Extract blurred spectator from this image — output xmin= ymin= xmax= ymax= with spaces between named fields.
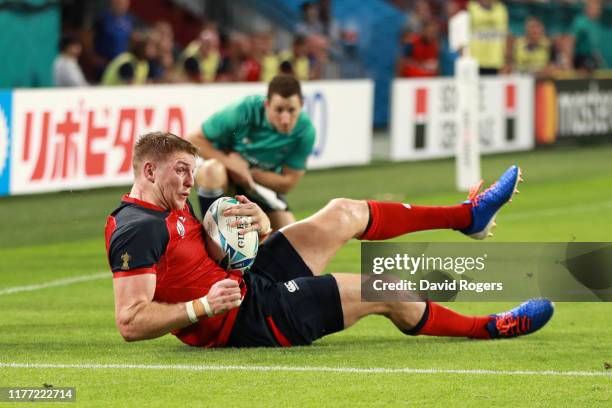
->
xmin=295 ymin=0 xmax=341 ymax=79
xmin=117 ymin=61 xmax=136 ymax=84
xmin=144 ymin=29 xmax=164 ymax=83
xmin=217 ymin=32 xmax=260 ymax=82
xmin=338 ymin=19 xmax=363 ymax=78
xmin=279 ymin=60 xmax=294 ymax=76
xmin=183 ymin=56 xmax=203 ymax=83
xmin=405 ymin=0 xmax=433 ymax=34
xmin=548 ymin=34 xmax=575 ymax=76
xmin=318 ymin=0 xmax=343 ymax=50
xmin=571 ymin=0 xmax=605 ymax=71
xmin=149 ymin=21 xmax=177 ymax=83
xmin=397 ymin=21 xmax=440 ymax=77
xmin=180 ymin=24 xmax=221 ymax=83
xmin=512 ymin=16 xmax=551 ymax=75
xmin=53 ymin=35 xmax=88 ymax=87
xmin=93 ymin=0 xmax=134 ymax=77
xmin=279 ymin=35 xmax=310 ymax=81
xmin=101 ymin=34 xmax=149 ymax=85
xmin=438 ymin=0 xmax=463 ymax=76
xmin=308 ymin=34 xmax=337 ymax=79
xmin=253 ymin=31 xmax=280 ymax=83
xmin=468 ymin=0 xmax=509 ymax=75
xmin=296 ymin=1 xmax=325 ymax=37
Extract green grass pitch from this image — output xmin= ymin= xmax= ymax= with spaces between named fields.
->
xmin=1 ymin=145 xmax=611 ymax=407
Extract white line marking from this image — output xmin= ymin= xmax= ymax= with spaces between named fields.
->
xmin=0 ymin=362 xmax=610 ymax=377
xmin=0 ymin=273 xmax=107 ymax=296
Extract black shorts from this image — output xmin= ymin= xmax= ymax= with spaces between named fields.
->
xmin=226 ymin=232 xmax=344 ymax=347
xmin=234 ymin=185 xmax=290 ymax=213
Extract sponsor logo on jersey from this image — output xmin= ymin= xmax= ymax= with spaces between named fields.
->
xmin=176 ymin=219 xmax=185 ymax=237
xmin=284 ymin=280 xmax=299 ymax=293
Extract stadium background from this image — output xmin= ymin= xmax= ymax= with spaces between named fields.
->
xmin=0 ymin=0 xmax=611 ymax=406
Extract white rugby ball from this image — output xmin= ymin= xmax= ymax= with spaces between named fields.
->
xmin=202 ymin=197 xmax=259 ymax=273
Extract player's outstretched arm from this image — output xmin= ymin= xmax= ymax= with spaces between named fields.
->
xmin=113 ymin=274 xmax=241 ymax=342
xmin=113 ymin=274 xmax=191 ymax=341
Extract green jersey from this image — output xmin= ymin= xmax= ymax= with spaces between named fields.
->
xmin=571 ymin=15 xmax=602 ymax=57
xmin=202 ymin=95 xmax=315 ymax=173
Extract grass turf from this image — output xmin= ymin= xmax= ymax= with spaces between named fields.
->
xmin=0 ymin=145 xmax=611 ymax=407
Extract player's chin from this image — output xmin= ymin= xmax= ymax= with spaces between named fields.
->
xmin=173 ymin=196 xmax=188 ymax=210
xmin=276 ymin=125 xmax=292 ymax=134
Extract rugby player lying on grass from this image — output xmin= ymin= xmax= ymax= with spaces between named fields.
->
xmin=105 ymin=131 xmax=553 ymax=347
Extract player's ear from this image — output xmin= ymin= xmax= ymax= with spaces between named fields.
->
xmin=143 ymin=162 xmax=156 ymax=183
xmin=264 ymin=98 xmax=270 ymax=109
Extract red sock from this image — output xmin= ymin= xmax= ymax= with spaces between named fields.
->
xmin=359 ymin=201 xmax=472 ymax=240
xmin=409 ymin=301 xmax=492 ymax=339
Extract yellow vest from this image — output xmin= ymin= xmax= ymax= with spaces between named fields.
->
xmin=101 ymin=52 xmax=148 ymax=86
xmin=180 ymin=40 xmax=220 ymax=82
xmin=469 ymin=1 xmax=508 ymax=69
xmin=260 ymin=54 xmax=280 ymax=83
xmin=513 ymin=37 xmax=550 ymax=73
xmin=279 ymin=50 xmax=309 ymax=81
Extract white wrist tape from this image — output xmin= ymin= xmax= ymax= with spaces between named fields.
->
xmin=185 ymin=301 xmax=198 ymax=323
xmin=199 ymin=295 xmax=214 ymax=317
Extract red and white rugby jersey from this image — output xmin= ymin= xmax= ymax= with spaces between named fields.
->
xmin=105 ymin=195 xmax=245 ymax=347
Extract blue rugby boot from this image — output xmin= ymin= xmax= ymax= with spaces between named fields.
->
xmin=461 ymin=165 xmax=522 ymax=240
xmin=486 ymin=298 xmax=554 ymax=339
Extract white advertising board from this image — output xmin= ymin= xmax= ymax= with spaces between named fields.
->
xmin=2 ymin=80 xmax=373 ymax=196
xmin=390 ymin=75 xmax=534 ymax=161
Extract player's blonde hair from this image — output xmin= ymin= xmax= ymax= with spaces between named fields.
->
xmin=132 ymin=131 xmax=197 ymax=175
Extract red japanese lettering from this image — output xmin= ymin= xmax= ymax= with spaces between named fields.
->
xmin=165 ymin=107 xmax=184 ymax=137
xmin=23 ymin=112 xmax=32 ymax=161
xmin=51 ymin=111 xmax=80 ymax=179
xmin=143 ymin=108 xmax=154 ymax=127
xmin=114 ymin=108 xmax=137 ymax=174
xmin=31 ymin=111 xmax=51 ymax=181
xmin=85 ymin=110 xmax=107 ymax=176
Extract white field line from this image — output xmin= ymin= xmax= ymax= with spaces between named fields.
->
xmin=0 ymin=273 xmax=107 ymax=296
xmin=0 ymin=362 xmax=610 ymax=378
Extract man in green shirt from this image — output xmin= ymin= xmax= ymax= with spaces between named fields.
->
xmin=571 ymin=0 xmax=605 ymax=71
xmin=187 ymin=75 xmax=315 ymax=230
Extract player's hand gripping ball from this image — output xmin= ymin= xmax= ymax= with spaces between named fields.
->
xmin=203 ymin=197 xmax=259 ymax=274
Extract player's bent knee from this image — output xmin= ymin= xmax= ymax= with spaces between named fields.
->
xmin=325 ymin=198 xmax=368 ymax=235
xmin=327 ymin=198 xmax=359 ymax=217
xmin=196 ymin=159 xmax=227 ymax=189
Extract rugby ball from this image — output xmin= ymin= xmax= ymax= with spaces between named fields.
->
xmin=202 ymin=197 xmax=259 ymax=273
